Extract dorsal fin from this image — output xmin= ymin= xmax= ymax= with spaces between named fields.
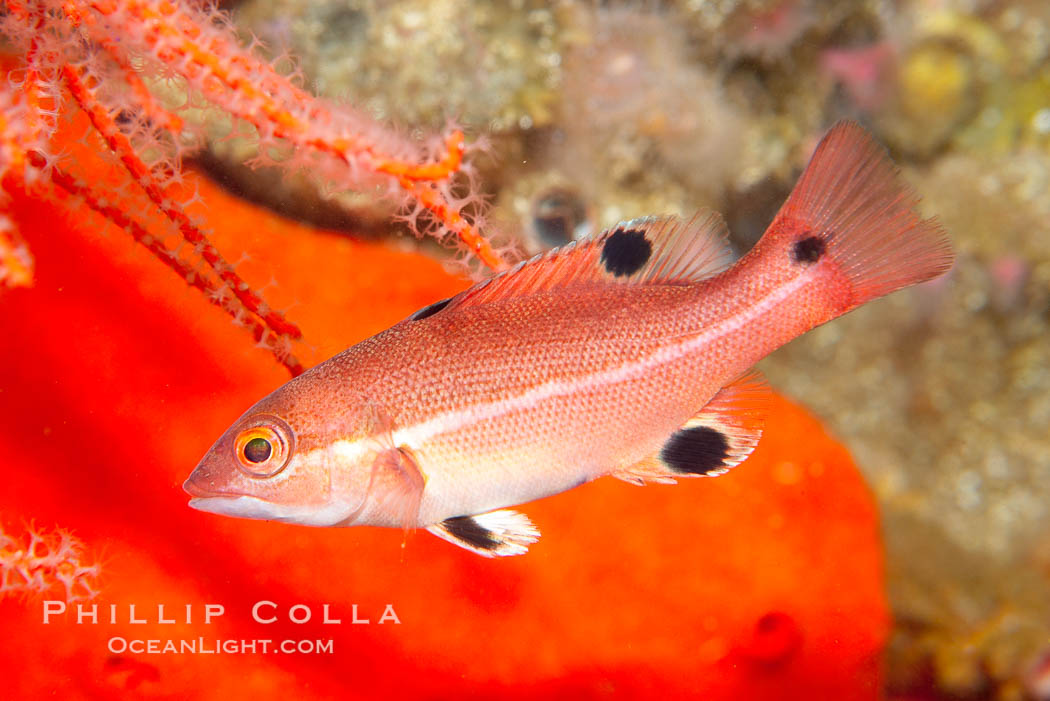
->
xmin=442 ymin=212 xmax=734 ymax=313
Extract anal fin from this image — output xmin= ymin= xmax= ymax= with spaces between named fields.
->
xmin=612 ymin=370 xmax=770 ymax=485
xmin=426 ymin=509 xmax=540 ymax=557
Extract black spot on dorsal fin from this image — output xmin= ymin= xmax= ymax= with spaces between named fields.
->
xmin=434 ymin=214 xmax=733 ymax=315
xmin=660 ymin=425 xmax=730 ymax=475
xmin=791 ymin=234 xmax=827 ymax=264
xmin=408 ymin=296 xmax=452 ymax=321
xmin=441 ymin=515 xmax=500 ymax=551
xmin=600 ymin=227 xmax=653 ymax=277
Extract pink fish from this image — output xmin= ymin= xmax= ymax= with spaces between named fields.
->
xmin=184 ymin=122 xmax=953 ymax=557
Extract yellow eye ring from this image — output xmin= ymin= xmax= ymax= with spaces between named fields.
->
xmin=233 ymin=414 xmax=294 ymax=478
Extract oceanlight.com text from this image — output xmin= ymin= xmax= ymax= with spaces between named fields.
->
xmin=107 ymin=637 xmax=335 ymax=655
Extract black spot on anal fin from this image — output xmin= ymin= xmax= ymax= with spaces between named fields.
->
xmin=408 ymin=296 xmax=452 ymax=321
xmin=441 ymin=515 xmax=500 ymax=551
xmin=660 ymin=425 xmax=730 ymax=475
xmin=601 ymin=228 xmax=652 ymax=277
xmin=791 ymin=235 xmax=826 ymax=264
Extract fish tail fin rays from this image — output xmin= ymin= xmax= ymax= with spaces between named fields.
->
xmin=427 ymin=510 xmax=540 ymax=557
xmin=768 ymin=120 xmax=954 ymax=310
xmin=612 ymin=370 xmax=770 ymax=485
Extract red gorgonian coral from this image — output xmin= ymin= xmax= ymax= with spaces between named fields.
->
xmin=0 ymin=0 xmax=506 ymax=376
xmin=0 ymin=523 xmax=99 ymax=602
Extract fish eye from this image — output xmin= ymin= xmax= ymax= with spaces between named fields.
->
xmin=233 ymin=415 xmax=295 ymax=478
xmin=243 ymin=437 xmax=272 ymax=463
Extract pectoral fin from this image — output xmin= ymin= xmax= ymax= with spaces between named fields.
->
xmin=426 ymin=509 xmax=540 ymax=557
xmin=613 ymin=370 xmax=770 ymax=485
xmin=369 ymin=446 xmax=427 ymax=531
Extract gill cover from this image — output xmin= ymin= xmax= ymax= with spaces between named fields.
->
xmin=338 ymin=401 xmax=427 ymax=531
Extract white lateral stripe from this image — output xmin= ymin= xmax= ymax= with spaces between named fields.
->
xmin=330 ymin=273 xmax=812 ymax=460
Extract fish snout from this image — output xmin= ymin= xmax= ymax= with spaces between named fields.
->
xmin=183 ymin=464 xmax=223 ymax=498
xmin=182 ymin=475 xmax=211 ymax=498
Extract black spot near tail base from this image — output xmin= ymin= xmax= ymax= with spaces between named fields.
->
xmin=601 ymin=228 xmax=652 ymax=277
xmin=442 ymin=515 xmax=500 ymax=551
xmin=660 ymin=425 xmax=730 ymax=475
xmin=791 ymin=235 xmax=826 ymax=264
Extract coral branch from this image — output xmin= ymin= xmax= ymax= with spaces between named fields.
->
xmin=61 ymin=64 xmax=302 ymax=342
xmin=80 ymin=0 xmax=507 ymax=268
xmin=22 ymin=150 xmax=305 ymax=376
xmin=403 ymin=178 xmax=506 ymax=271
xmin=0 ymin=523 xmax=99 ymax=602
xmin=0 ymin=93 xmax=36 ymax=288
xmin=60 ymin=1 xmax=185 ymax=134
xmin=89 ymin=0 xmax=467 ymax=181
xmin=0 ymin=0 xmax=510 ymax=378
xmin=0 ymin=209 xmax=33 ymax=288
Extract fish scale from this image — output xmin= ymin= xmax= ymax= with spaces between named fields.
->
xmin=400 ymin=278 xmax=815 ymax=521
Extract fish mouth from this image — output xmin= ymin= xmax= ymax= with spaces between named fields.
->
xmin=187 ymin=495 xmax=286 ymax=521
xmin=187 ymin=494 xmax=357 ymax=527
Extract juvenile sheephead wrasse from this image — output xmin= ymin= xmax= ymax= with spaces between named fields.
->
xmin=184 ymin=122 xmax=954 ymax=557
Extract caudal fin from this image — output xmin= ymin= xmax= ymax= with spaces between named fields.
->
xmin=772 ymin=121 xmax=953 ymax=308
